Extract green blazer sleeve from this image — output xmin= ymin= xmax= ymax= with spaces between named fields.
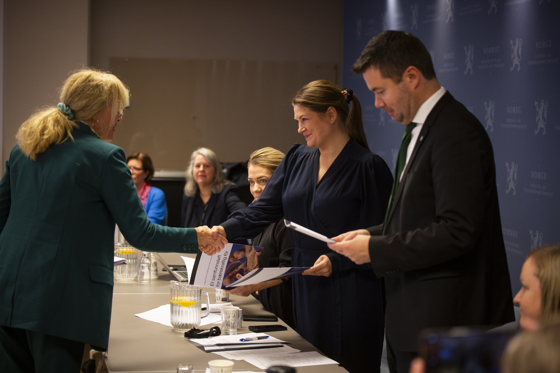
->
xmin=0 ymin=122 xmax=198 ymax=350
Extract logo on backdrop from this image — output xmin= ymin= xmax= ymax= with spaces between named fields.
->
xmin=534 ymin=99 xmax=548 ymax=135
xmin=530 ymin=229 xmax=543 ymax=249
xmin=505 ymin=162 xmax=518 ymax=195
xmin=464 ymin=45 xmax=474 ymax=75
xmin=503 ymin=228 xmax=521 ymax=255
xmin=525 ymin=169 xmax=551 ymax=197
xmin=488 ymin=0 xmax=498 ymax=14
xmin=484 ymin=100 xmax=495 ymax=132
xmin=446 ymin=0 xmax=455 ymax=23
xmin=510 ymin=38 xmax=522 ymax=72
xmin=411 ymin=4 xmax=419 ymax=30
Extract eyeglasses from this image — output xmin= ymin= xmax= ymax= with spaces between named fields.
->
xmin=129 ymin=166 xmax=144 ymax=172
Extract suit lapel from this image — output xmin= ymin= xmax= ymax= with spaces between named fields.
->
xmin=385 ymin=92 xmax=453 ymax=226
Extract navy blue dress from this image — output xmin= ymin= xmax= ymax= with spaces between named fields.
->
xmin=222 ymin=140 xmax=392 ymax=372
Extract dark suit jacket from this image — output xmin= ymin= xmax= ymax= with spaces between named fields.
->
xmin=368 ymin=91 xmax=514 ymax=351
xmin=181 ymin=184 xmax=246 ymax=228
xmin=0 ymin=122 xmax=198 ymax=349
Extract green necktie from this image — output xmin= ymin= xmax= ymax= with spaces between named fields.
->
xmin=382 ymin=123 xmax=417 ymax=234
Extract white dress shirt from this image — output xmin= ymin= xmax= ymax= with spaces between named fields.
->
xmin=402 ymin=86 xmax=447 ymax=179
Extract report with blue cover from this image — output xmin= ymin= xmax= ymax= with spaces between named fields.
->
xmin=189 ymin=243 xmax=308 ymax=289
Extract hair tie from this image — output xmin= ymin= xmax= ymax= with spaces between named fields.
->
xmin=57 ymin=102 xmax=74 ymax=120
xmin=342 ymin=89 xmax=354 ymax=104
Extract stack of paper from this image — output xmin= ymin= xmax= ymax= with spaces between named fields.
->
xmin=190 ymin=333 xmax=339 ymax=370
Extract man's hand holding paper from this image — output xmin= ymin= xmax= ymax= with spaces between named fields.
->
xmin=328 ymin=229 xmax=372 ymax=265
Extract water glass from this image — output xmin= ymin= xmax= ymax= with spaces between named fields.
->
xmin=114 ymin=243 xmax=139 ymax=282
xmin=170 ymin=281 xmax=210 ymax=332
xmin=177 ymin=363 xmax=193 ymax=372
xmin=221 ymin=306 xmax=241 ymax=335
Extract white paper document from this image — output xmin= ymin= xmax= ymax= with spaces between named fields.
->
xmin=244 ymin=351 xmax=339 ymax=370
xmin=204 ymin=302 xmax=233 ymax=312
xmin=135 ymin=304 xmax=222 ymax=327
xmin=180 ymin=256 xmax=196 ymax=279
xmin=213 ymin=344 xmax=301 ymax=361
xmin=205 ymin=369 xmax=260 ymax=373
xmin=114 ymin=256 xmax=126 ymax=265
xmin=284 ymin=219 xmax=335 ymax=243
xmin=191 ymin=332 xmax=283 ymax=347
xmin=191 ymin=332 xmax=337 ymax=369
xmin=227 ymin=267 xmax=308 ymax=288
xmin=189 ymin=243 xmax=235 ymax=288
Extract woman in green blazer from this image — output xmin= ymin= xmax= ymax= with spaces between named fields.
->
xmin=0 ymin=69 xmax=226 ymax=372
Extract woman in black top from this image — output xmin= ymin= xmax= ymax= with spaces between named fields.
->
xmin=181 ymin=147 xmax=246 ymax=230
xmin=226 ymin=147 xmax=295 ymax=328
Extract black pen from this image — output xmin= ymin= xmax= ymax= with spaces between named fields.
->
xmin=214 ymin=342 xmax=288 ymax=346
xmin=204 ymin=344 xmax=284 ymax=352
xmin=240 ymin=336 xmax=269 ymax=342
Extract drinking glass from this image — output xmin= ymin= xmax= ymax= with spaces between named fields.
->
xmin=220 ymin=306 xmax=241 ymax=335
xmin=170 ymin=281 xmax=210 ymax=332
xmin=114 ymin=242 xmax=139 ymax=282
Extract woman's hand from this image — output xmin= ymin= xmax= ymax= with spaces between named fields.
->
xmin=303 ymin=255 xmax=332 ymax=277
xmin=245 ymin=246 xmax=262 ymax=272
xmin=226 ymin=283 xmax=261 ymax=297
xmin=226 ymin=279 xmax=283 ymax=297
xmin=195 ymin=225 xmax=227 ymax=255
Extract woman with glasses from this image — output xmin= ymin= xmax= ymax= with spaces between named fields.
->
xmin=127 ymin=152 xmax=167 ymax=225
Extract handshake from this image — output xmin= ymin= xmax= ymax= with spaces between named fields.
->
xmin=194 ymin=226 xmax=228 ymax=256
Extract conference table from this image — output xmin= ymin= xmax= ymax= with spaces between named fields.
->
xmin=105 ymin=269 xmax=348 ymax=372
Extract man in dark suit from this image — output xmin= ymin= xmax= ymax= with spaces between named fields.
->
xmin=328 ymin=31 xmax=514 ymax=373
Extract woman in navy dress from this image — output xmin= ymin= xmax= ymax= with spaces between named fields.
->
xmin=219 ymin=80 xmax=393 ymax=372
